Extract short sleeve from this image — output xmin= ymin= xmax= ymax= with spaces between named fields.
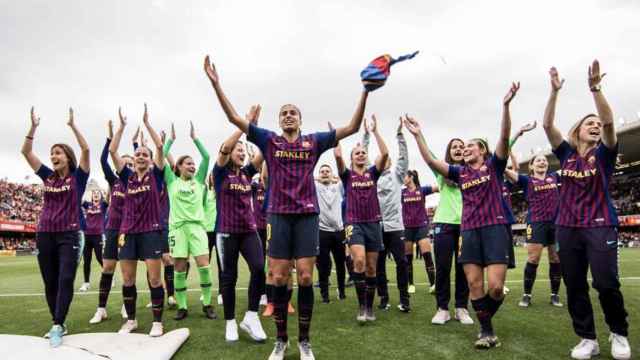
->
xmin=421 ymin=186 xmax=433 ymax=196
xmin=517 ymin=174 xmax=529 ymax=190
xmin=339 ymin=169 xmax=350 ymax=185
xmin=314 ymin=130 xmax=337 ymax=154
xmin=447 ymin=164 xmax=461 ymax=184
xmin=552 ymin=140 xmax=573 ymax=165
xmin=596 ymin=142 xmax=619 ymax=176
xmin=212 ymin=164 xmax=227 ymax=194
xmin=36 ymin=165 xmax=54 ymax=181
xmin=369 ymin=165 xmax=382 ymax=181
xmin=74 ymin=167 xmax=90 ymax=200
xmin=118 ymin=166 xmax=133 ymax=188
xmin=490 ymin=153 xmax=508 ymax=175
xmin=152 ymin=166 xmax=164 ymax=192
xmin=247 ymin=123 xmax=274 ymax=155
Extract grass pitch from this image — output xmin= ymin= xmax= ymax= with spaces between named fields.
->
xmin=0 ymin=248 xmax=638 ymax=359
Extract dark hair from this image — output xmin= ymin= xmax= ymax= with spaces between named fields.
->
xmin=444 ymin=138 xmax=464 ymax=165
xmin=319 ymin=164 xmax=332 ymax=171
xmin=51 ymin=143 xmax=77 ymax=171
xmin=174 ymin=155 xmax=193 ymax=177
xmin=407 ymin=169 xmax=421 ymax=188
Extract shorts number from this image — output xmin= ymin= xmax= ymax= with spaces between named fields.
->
xmin=345 ymin=225 xmax=353 ymax=241
xmin=266 ymin=224 xmax=272 ymax=242
xmin=169 ymin=235 xmax=176 ymax=248
xmin=118 ymin=234 xmax=126 ymax=248
xmin=526 ymin=225 xmax=532 ymax=240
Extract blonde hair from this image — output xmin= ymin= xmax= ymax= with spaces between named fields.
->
xmin=567 ymin=113 xmax=598 ymax=149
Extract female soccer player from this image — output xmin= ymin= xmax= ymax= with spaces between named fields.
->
xmin=89 ymin=120 xmax=133 ymax=324
xmin=504 ymin=153 xmax=562 ymax=308
xmin=161 ymin=122 xmax=217 ymax=321
xmin=21 ymin=107 xmax=90 ymax=347
xmin=405 ymin=81 xmax=520 ymax=349
xmin=362 ymin=118 xmax=411 ymax=311
xmin=110 ymin=105 xmax=166 ymax=337
xmin=335 ymin=115 xmax=389 ymax=324
xmin=316 ymin=163 xmax=347 ymax=303
xmin=213 ymin=106 xmax=267 ymax=343
xmin=79 ymin=189 xmax=108 ymax=292
xmin=402 ymin=170 xmax=438 ymax=295
xmin=542 ymin=63 xmax=630 ymax=360
xmin=204 ymin=54 xmax=369 ymax=360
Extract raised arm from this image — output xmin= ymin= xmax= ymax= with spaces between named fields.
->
xmin=67 ymin=108 xmax=90 ymax=172
xmin=403 ymin=115 xmax=450 ymax=177
xmin=109 ymin=107 xmax=127 ymax=173
xmin=361 ymin=120 xmax=370 ymax=152
xmin=588 ymin=60 xmax=616 ymax=148
xmin=370 ymin=115 xmax=389 ymax=172
xmin=335 ymin=91 xmax=369 ymax=141
xmin=395 ymin=117 xmax=409 ymax=181
xmin=141 ymin=103 xmax=164 ymax=169
xmin=191 ymin=121 xmax=211 ymax=183
xmin=203 ymin=55 xmax=250 ymax=133
xmin=334 ymin=142 xmax=346 ymax=175
xmin=496 ymin=82 xmax=519 ymax=160
xmin=217 ymin=105 xmax=261 ymax=167
xmin=101 ymin=120 xmax=118 ymax=185
xmin=160 ymin=130 xmax=176 ymax=170
xmin=21 ymin=107 xmax=43 ymax=171
xmin=510 ymin=121 xmax=536 ymax=149
xmin=542 ymin=67 xmax=565 ymax=149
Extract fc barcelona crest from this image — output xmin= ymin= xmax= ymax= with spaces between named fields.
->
xmin=302 ymin=141 xmax=311 ymax=149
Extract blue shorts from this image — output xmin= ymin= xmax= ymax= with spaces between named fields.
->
xmin=118 ymin=231 xmax=164 ymax=260
xmin=346 ymin=222 xmax=384 ymax=252
xmin=160 ymin=229 xmax=169 ymax=254
xmin=458 ymin=224 xmax=511 ymax=266
xmin=103 ymin=229 xmax=119 ymax=260
xmin=404 ymin=226 xmax=429 ymax=242
xmin=527 ymin=222 xmax=556 ymax=246
xmin=267 ymin=214 xmax=319 ymax=259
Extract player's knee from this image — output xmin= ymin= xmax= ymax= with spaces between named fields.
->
xmin=488 ymin=285 xmax=504 ymax=299
xmin=272 ymin=272 xmax=288 ymax=286
xmin=528 ymin=255 xmax=540 ymax=264
xmin=297 ymin=272 xmax=313 ymax=286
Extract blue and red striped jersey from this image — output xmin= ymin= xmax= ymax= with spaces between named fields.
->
xmin=213 ymin=163 xmax=258 ymax=234
xmin=252 ymin=181 xmax=267 ymax=230
xmin=517 ymin=173 xmax=560 ymax=224
xmin=118 ymin=166 xmax=164 ymax=234
xmin=105 ymin=181 xmax=125 ymax=231
xmin=84 ymin=200 xmax=108 ymax=235
xmin=448 ymin=154 xmax=514 ymax=231
xmin=248 ymin=124 xmax=336 ymax=214
xmin=36 ymin=165 xmax=89 ymax=233
xmin=553 ymin=141 xmax=618 ymax=227
xmin=402 ymin=186 xmax=433 ymax=228
xmin=340 ymin=166 xmax=382 ymax=224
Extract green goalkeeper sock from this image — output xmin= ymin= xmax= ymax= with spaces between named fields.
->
xmin=175 ymin=271 xmax=188 ymax=310
xmin=198 ymin=266 xmax=212 ymax=306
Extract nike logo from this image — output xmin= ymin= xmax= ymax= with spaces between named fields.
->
xmin=73 ymin=246 xmax=79 ymax=250
xmin=606 ymin=240 xmax=617 ymax=246
xmin=567 ymin=159 xmax=576 ymax=163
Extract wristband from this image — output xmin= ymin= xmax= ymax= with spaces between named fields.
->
xmin=25 ymin=136 xmax=34 ymax=140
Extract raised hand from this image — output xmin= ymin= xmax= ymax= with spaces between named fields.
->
xmin=118 ymin=107 xmax=127 ymax=127
xmin=397 ymin=116 xmax=403 ymax=134
xmin=363 ymin=117 xmax=370 ymax=133
xmin=189 ymin=121 xmax=196 ymax=140
xmin=204 ymin=55 xmax=219 ymax=83
xmin=67 ymin=107 xmax=74 ymax=127
xmin=370 ymin=114 xmax=378 ymax=133
xmin=403 ymin=114 xmax=421 ymax=135
xmin=30 ymin=106 xmax=40 ymax=128
xmin=143 ymin=103 xmax=149 ymax=125
xmin=107 ymin=120 xmax=114 ymax=139
xmin=503 ymin=81 xmax=520 ymax=106
xmin=140 ymin=130 xmax=148 ymax=147
xmin=518 ymin=121 xmax=537 ymax=134
xmin=549 ymin=67 xmax=565 ymax=92
xmin=246 ymin=104 xmax=261 ymax=125
xmin=588 ymin=59 xmax=606 ymax=90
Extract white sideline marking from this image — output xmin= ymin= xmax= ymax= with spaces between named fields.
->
xmin=1 ymin=277 xmax=639 ymax=297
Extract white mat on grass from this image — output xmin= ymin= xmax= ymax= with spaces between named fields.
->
xmin=0 ymin=328 xmax=189 ymax=360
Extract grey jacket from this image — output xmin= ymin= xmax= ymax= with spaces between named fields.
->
xmin=316 ymin=180 xmax=344 ymax=232
xmin=363 ymin=131 xmax=408 ymax=232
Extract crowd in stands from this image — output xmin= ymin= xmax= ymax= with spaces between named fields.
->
xmin=0 ymin=237 xmax=36 ymax=251
xmin=611 ymin=176 xmax=640 ymax=216
xmin=0 ymin=179 xmax=43 ymax=224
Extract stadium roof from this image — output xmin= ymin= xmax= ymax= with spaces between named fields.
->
xmin=517 ymin=120 xmax=640 ymax=175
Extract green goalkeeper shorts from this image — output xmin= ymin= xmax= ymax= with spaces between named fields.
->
xmin=169 ymin=223 xmax=209 ymax=258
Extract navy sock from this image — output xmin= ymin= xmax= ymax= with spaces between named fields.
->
xmin=471 ymin=295 xmax=493 ymax=335
xmin=273 ymin=285 xmax=289 ymax=342
xmin=98 ymin=272 xmax=114 ymax=308
xmin=549 ymin=262 xmax=562 ymax=295
xmin=164 ymin=265 xmax=175 ymax=297
xmin=353 ymin=272 xmax=366 ymax=307
xmin=523 ymin=262 xmax=539 ymax=295
xmin=298 ymin=285 xmax=314 ymax=342
xmin=365 ymin=277 xmax=377 ymax=310
xmin=150 ymin=285 xmax=164 ymax=322
xmin=122 ymin=285 xmax=137 ymax=320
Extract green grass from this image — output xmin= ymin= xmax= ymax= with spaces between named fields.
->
xmin=0 ymin=248 xmax=638 ymax=359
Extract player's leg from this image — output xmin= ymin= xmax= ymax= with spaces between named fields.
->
xmin=161 ymin=231 xmax=176 ymax=308
xmin=317 ymin=230 xmax=332 ymax=303
xmin=417 ymin=235 xmax=436 ymax=290
xmin=36 ymin=232 xmax=59 ymax=328
xmin=331 ymin=231 xmax=347 ymax=300
xmin=432 ymin=224 xmax=453 ymax=324
xmin=145 ymin=256 xmax=164 ymax=337
xmin=387 ymin=230 xmax=410 ymax=312
xmin=520 ymin=243 xmax=543 ymax=307
xmin=118 ymin=256 xmax=139 ymax=334
xmin=546 ymin=224 xmax=563 ymax=307
xmin=364 ymin=250 xmax=379 ymax=321
xmin=238 ymin=232 xmax=267 ymax=342
xmin=80 ymin=235 xmax=95 ymax=291
xmin=190 ymin=225 xmax=216 ymax=319
xmin=404 ymin=238 xmax=415 ymax=293
xmin=375 ymin=234 xmax=389 ymax=309
xmin=173 ymin=257 xmax=189 ymax=320
xmin=217 ymin=232 xmax=241 ymax=341
xmin=50 ymin=231 xmax=81 ymax=346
